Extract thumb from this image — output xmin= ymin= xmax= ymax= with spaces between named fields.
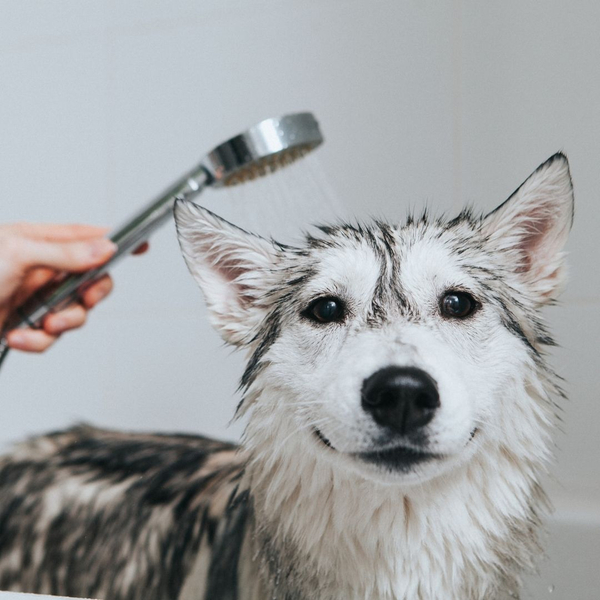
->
xmin=12 ymin=237 xmax=117 ymax=272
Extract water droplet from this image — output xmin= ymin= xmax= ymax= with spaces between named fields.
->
xmin=548 ymin=584 xmax=555 ymax=593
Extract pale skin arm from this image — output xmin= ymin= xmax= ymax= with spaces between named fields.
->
xmin=0 ymin=223 xmax=147 ymax=353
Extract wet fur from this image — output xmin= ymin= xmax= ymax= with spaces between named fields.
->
xmin=0 ymin=154 xmax=573 ymax=599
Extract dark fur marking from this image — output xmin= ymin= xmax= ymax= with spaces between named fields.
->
xmin=495 ymin=299 xmax=539 ymax=356
xmin=0 ymin=427 xmax=245 ymax=600
xmin=367 ymin=222 xmax=410 ymax=325
xmin=204 ymin=488 xmax=251 ymax=600
xmin=241 ymin=315 xmax=281 ymax=392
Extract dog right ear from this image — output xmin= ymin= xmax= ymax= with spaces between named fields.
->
xmin=174 ymin=200 xmax=280 ymax=346
xmin=481 ymin=153 xmax=574 ymax=304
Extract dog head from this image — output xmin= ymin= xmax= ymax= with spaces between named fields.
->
xmin=174 ymin=153 xmax=573 ymax=485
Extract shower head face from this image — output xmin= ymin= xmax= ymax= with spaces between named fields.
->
xmin=202 ymin=112 xmax=323 ymax=188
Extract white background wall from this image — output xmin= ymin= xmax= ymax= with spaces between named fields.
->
xmin=0 ymin=1 xmax=598 ymax=595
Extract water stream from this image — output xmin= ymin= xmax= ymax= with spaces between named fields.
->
xmin=200 ymin=154 xmax=347 ymax=245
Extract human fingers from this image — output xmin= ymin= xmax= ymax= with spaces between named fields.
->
xmin=80 ymin=275 xmax=113 ymax=309
xmin=132 ymin=241 xmax=149 ymax=255
xmin=3 ymin=235 xmax=117 ymax=273
xmin=6 ymin=328 xmax=58 ymax=353
xmin=10 ymin=267 xmax=56 ymax=308
xmin=43 ymin=303 xmax=87 ymax=335
xmin=8 ymin=223 xmax=109 ymax=242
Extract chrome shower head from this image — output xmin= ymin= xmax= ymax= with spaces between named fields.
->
xmin=202 ymin=112 xmax=323 ymax=187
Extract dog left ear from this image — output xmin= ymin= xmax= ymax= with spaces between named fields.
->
xmin=174 ymin=200 xmax=280 ymax=346
xmin=481 ymin=153 xmax=574 ymax=303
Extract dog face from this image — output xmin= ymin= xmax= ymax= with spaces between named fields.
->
xmin=175 ymin=154 xmax=573 ymax=485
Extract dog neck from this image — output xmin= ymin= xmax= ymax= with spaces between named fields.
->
xmin=241 ymin=384 xmax=553 ymax=600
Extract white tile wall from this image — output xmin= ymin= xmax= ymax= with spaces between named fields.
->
xmin=0 ymin=2 xmax=106 ymax=52
xmin=0 ymin=37 xmax=109 ymax=224
xmin=546 ymin=303 xmax=600 ymax=502
xmin=460 ymin=0 xmax=600 ymax=301
xmin=0 ymin=1 xmax=598 ymax=589
xmin=458 ymin=0 xmax=600 ymax=512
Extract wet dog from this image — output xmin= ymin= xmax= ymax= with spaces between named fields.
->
xmin=0 ymin=154 xmax=573 ymax=599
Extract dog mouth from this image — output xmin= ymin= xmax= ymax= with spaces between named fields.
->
xmin=312 ymin=426 xmax=480 ymax=473
xmin=312 ymin=427 xmax=441 ymax=472
xmin=354 ymin=444 xmax=441 ymax=472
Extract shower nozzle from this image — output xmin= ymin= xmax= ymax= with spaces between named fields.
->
xmin=202 ymin=112 xmax=323 ymax=187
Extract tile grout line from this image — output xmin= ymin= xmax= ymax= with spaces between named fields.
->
xmin=451 ymin=0 xmax=463 ymax=212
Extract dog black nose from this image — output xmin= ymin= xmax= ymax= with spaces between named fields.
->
xmin=361 ymin=367 xmax=440 ymax=435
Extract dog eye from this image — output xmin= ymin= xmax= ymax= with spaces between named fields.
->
xmin=440 ymin=291 xmax=478 ymax=319
xmin=304 ymin=297 xmax=345 ymax=323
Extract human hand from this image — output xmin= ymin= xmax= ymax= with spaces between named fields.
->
xmin=0 ymin=223 xmax=138 ymax=353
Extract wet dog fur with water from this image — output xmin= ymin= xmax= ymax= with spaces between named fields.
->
xmin=0 ymin=154 xmax=573 ymax=599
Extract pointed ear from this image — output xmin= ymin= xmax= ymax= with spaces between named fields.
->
xmin=481 ymin=153 xmax=574 ymax=303
xmin=174 ymin=200 xmax=279 ymax=345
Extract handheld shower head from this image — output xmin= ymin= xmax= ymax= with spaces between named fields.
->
xmin=105 ymin=111 xmax=323 ymax=265
xmin=0 ymin=112 xmax=324 ymax=368
xmin=203 ymin=112 xmax=322 ymax=187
